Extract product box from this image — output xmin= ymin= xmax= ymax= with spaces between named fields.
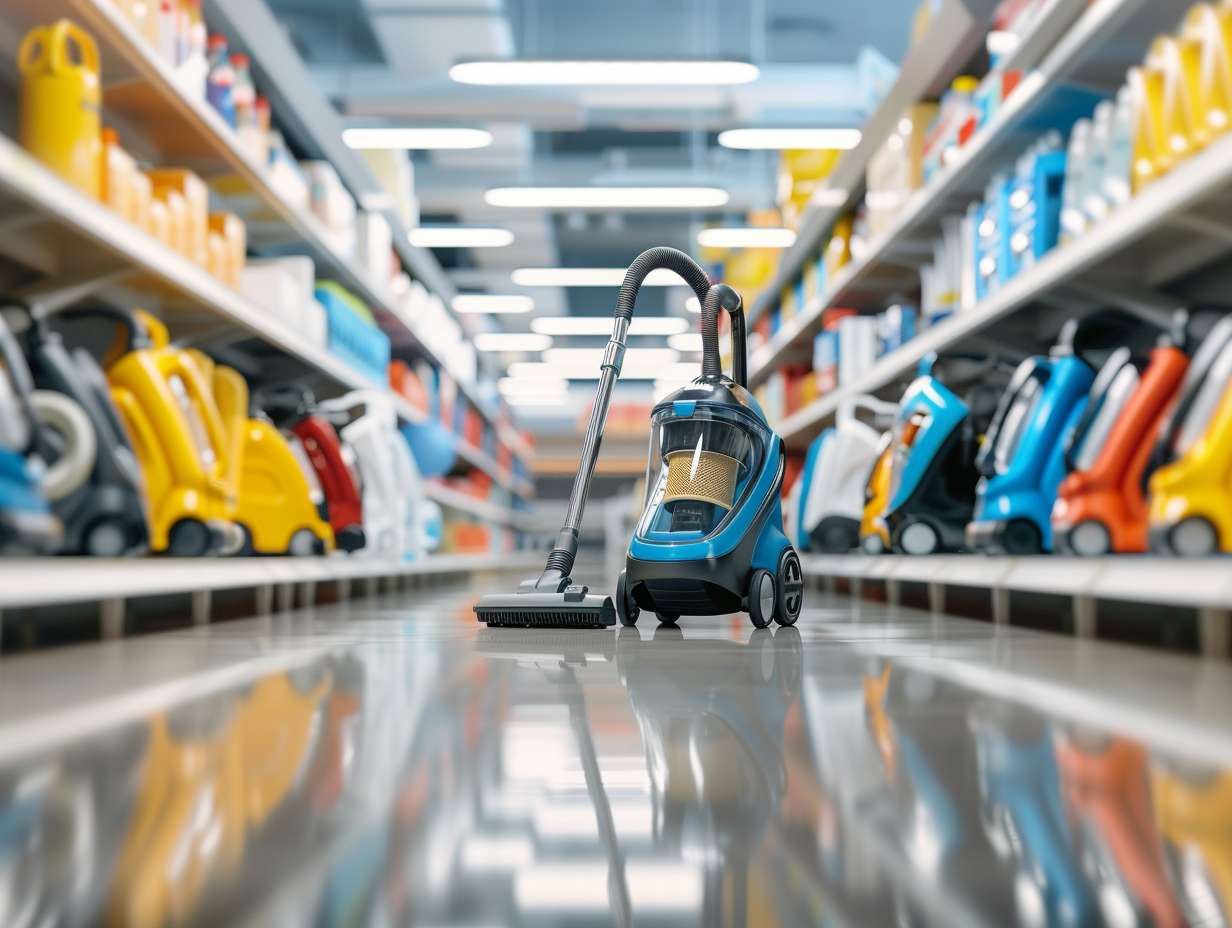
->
xmin=878 ymin=304 xmax=918 ymax=354
xmin=837 ymin=316 xmax=878 ymax=387
xmin=356 ymin=210 xmax=393 ymax=284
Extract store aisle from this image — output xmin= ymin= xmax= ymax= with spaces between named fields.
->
xmin=1 ymin=576 xmax=1229 ymax=928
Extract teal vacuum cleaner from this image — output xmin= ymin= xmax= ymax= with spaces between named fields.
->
xmin=474 ymin=247 xmax=802 ymax=629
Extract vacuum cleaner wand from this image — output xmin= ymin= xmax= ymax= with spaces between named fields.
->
xmin=475 ymin=247 xmax=714 ymax=627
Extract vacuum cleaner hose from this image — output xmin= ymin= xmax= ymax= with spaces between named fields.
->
xmin=615 ymin=247 xmax=711 ymax=321
xmin=699 ymin=284 xmax=747 ymax=386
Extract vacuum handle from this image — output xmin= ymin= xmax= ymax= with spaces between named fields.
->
xmin=700 ymin=284 xmax=747 ymax=388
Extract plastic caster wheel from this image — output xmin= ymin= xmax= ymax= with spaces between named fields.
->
xmin=288 ymin=528 xmax=317 ymax=557
xmin=862 ymin=533 xmax=886 ymax=555
xmin=896 ymin=520 xmax=940 ymax=555
xmin=84 ymin=519 xmax=129 ymax=557
xmin=1068 ymin=521 xmax=1111 ymax=557
xmin=775 ymin=549 xmax=803 ymax=626
xmin=1001 ymin=519 xmax=1043 ymax=555
xmin=167 ymin=519 xmax=212 ymax=557
xmin=748 ymin=569 xmax=775 ymax=629
xmin=655 ymin=612 xmax=679 ymax=624
xmin=1170 ymin=517 xmax=1220 ymax=557
xmin=616 ymin=570 xmax=640 ymax=627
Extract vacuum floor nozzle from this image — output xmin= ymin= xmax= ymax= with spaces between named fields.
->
xmin=473 ymin=591 xmax=616 ymax=628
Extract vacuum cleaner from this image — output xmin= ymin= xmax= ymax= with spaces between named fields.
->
xmin=0 ymin=312 xmax=62 ymax=553
xmin=883 ymin=354 xmax=1011 ymax=554
xmin=1053 ymin=311 xmax=1194 ymax=555
xmin=474 ymin=247 xmax=802 ymax=629
xmin=797 ymin=396 xmax=897 ymax=553
xmin=859 ymin=432 xmax=894 ymax=554
xmin=967 ymin=320 xmax=1097 ymax=555
xmin=5 ymin=301 xmax=149 ymax=556
xmin=1145 ymin=315 xmax=1232 ymax=556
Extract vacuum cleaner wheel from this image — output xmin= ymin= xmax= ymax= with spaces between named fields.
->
xmin=616 ymin=570 xmax=639 ymax=627
xmin=775 ymin=549 xmax=803 ymax=626
xmin=655 ymin=612 xmax=680 ymax=624
xmin=1169 ymin=517 xmax=1220 ymax=558
xmin=748 ymin=569 xmax=775 ymax=629
xmin=1001 ymin=519 xmax=1043 ymax=556
xmin=1068 ymin=521 xmax=1111 ymax=557
xmin=897 ymin=520 xmax=941 ymax=556
xmin=167 ymin=519 xmax=213 ymax=558
xmin=287 ymin=528 xmax=317 ymax=557
xmin=83 ymin=518 xmax=129 ymax=558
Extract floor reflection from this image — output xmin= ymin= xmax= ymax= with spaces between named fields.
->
xmin=0 ymin=596 xmax=1230 ymax=927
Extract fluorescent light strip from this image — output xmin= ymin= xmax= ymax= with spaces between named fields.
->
xmin=697 ymin=226 xmax=797 ymax=249
xmin=530 ymin=317 xmax=688 ymax=336
xmin=450 ymin=60 xmax=759 ymax=86
xmin=452 ymin=294 xmax=535 ymax=315
xmin=485 ymin=187 xmax=729 ymax=209
xmin=543 ymin=348 xmax=677 ymax=367
xmin=473 ymin=333 xmax=553 ymax=352
xmin=409 ymin=227 xmax=514 ymax=248
xmin=512 ymin=267 xmax=695 ymax=287
xmin=505 ymin=395 xmax=570 ymax=407
xmin=717 ymin=128 xmax=861 ymax=150
xmin=498 ymin=377 xmax=569 ymax=396
xmin=342 ymin=127 xmax=493 ymax=150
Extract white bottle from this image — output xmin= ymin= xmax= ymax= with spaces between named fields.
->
xmin=1103 ymin=87 xmax=1134 ymax=210
xmin=1060 ymin=119 xmax=1091 ymax=244
xmin=1083 ymin=101 xmax=1114 ymax=226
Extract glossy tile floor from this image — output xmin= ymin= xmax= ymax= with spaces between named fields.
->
xmin=2 ymin=574 xmax=1231 ymax=927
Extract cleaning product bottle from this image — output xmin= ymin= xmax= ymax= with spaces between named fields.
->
xmin=156 ymin=0 xmax=178 ymax=67
xmin=100 ymin=128 xmax=137 ymax=221
xmin=1183 ymin=4 xmax=1232 ymax=144
xmin=253 ymin=95 xmax=272 ymax=165
xmin=1061 ymin=118 xmax=1092 ymax=243
xmin=175 ymin=0 xmax=208 ymax=100
xmin=205 ymin=34 xmax=236 ymax=128
xmin=1103 ymin=87 xmax=1134 ymax=209
xmin=18 ymin=20 xmax=102 ymax=199
xmin=1129 ymin=58 xmax=1171 ymax=191
xmin=1082 ymin=102 xmax=1114 ymax=226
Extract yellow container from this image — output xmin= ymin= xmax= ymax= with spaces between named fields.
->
xmin=147 ymin=196 xmax=170 ymax=247
xmin=100 ymin=129 xmax=137 ymax=220
xmin=1183 ymin=4 xmax=1232 ymax=142
xmin=208 ymin=212 xmax=246 ymax=286
xmin=18 ymin=19 xmax=102 ymax=199
xmin=130 ymin=170 xmax=152 ymax=231
xmin=206 ymin=231 xmax=228 ymax=282
xmin=1129 ymin=64 xmax=1170 ymax=191
xmin=825 ymin=214 xmax=854 ymax=279
xmin=151 ymin=184 xmax=188 ymax=257
xmin=148 ymin=169 xmax=209 ymax=265
xmin=1152 ymin=34 xmax=1206 ymax=155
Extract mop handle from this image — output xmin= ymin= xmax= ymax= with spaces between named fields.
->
xmin=546 ymin=249 xmax=712 ymax=581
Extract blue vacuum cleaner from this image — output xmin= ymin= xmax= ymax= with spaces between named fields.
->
xmin=474 ymin=247 xmax=801 ymax=629
xmin=883 ymin=355 xmax=1011 ymax=555
xmin=967 ymin=321 xmax=1096 ymax=554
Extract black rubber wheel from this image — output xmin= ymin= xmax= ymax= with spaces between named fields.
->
xmin=655 ymin=612 xmax=680 ymax=624
xmin=167 ymin=519 xmax=212 ymax=557
xmin=1170 ymin=516 xmax=1221 ymax=557
xmin=616 ymin=570 xmax=640 ymax=627
xmin=775 ymin=548 xmax=804 ymax=626
xmin=236 ymin=524 xmax=255 ymax=557
xmin=747 ymin=569 xmax=775 ymax=629
xmin=1001 ymin=518 xmax=1043 ymax=555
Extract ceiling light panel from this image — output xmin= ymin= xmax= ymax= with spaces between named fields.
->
xmin=717 ymin=128 xmax=861 ymax=150
xmin=452 ymin=294 xmax=535 ymax=315
xmin=530 ymin=317 xmax=689 ymax=336
xmin=409 ymin=227 xmax=515 ymax=248
xmin=473 ymin=333 xmax=553 ymax=352
xmin=697 ymin=227 xmax=797 ymax=249
xmin=485 ymin=187 xmax=729 ymax=209
xmin=511 ymin=267 xmax=696 ymax=287
xmin=342 ymin=127 xmax=494 ymax=150
xmin=450 ymin=60 xmax=759 ymax=86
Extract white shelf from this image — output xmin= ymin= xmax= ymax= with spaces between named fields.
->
xmin=0 ymin=551 xmax=539 ymax=610
xmin=747 ymin=0 xmax=1178 ymax=388
xmin=772 ymin=125 xmax=1232 ymax=445
xmin=7 ymin=0 xmax=524 ymax=463
xmin=802 ymin=553 xmax=1232 ymax=610
xmin=745 ymin=0 xmax=997 ymax=329
xmin=424 ymin=481 xmax=530 ymax=528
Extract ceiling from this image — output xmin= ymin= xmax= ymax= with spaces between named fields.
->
xmin=265 ymin=0 xmax=917 ymax=428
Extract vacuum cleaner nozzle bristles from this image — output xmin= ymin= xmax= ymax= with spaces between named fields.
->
xmin=473 ymin=590 xmax=616 ymax=628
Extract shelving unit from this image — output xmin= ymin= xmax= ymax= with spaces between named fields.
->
xmin=3 ymin=0 xmax=534 ymax=501
xmin=0 ymin=551 xmax=539 ymax=641
xmin=802 ymin=553 xmax=1232 ymax=658
xmin=424 ymin=481 xmax=530 ymax=529
xmin=744 ymin=0 xmax=1203 ymax=442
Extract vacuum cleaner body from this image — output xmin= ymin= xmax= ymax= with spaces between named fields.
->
xmin=476 ymin=247 xmax=802 ymax=629
xmin=859 ymin=433 xmax=894 ymax=554
xmin=788 ymin=428 xmax=829 ymax=553
xmin=20 ymin=308 xmax=148 ymax=555
xmin=0 ymin=315 xmax=61 ymax=553
xmin=625 ymin=379 xmax=797 ymax=624
xmin=967 ymin=350 xmax=1094 ymax=554
xmin=1146 ymin=317 xmax=1232 ymax=556
xmin=292 ymin=416 xmax=365 ymax=553
xmin=1053 ymin=343 xmax=1188 ymax=555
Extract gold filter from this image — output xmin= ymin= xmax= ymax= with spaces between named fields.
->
xmin=664 ymin=449 xmax=740 ymax=509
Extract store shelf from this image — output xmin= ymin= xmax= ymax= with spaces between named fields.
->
xmin=8 ymin=0 xmax=517 ymax=454
xmin=802 ymin=553 xmax=1232 ymax=611
xmin=424 ymin=481 xmax=530 ymax=528
xmin=747 ymin=0 xmax=1181 ymax=388
xmin=745 ymin=0 xmax=997 ymax=330
xmin=773 ymin=125 xmax=1232 ymax=446
xmin=0 ymin=551 xmax=539 ymax=611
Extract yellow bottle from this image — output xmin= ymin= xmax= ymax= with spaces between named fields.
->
xmin=1150 ymin=34 xmax=1206 ymax=157
xmin=130 ymin=170 xmax=152 ymax=231
xmin=1129 ymin=64 xmax=1170 ymax=191
xmin=208 ymin=212 xmax=246 ymax=286
xmin=100 ymin=128 xmax=137 ymax=220
xmin=1183 ymin=4 xmax=1232 ymax=142
xmin=148 ymin=169 xmax=210 ymax=265
xmin=18 ymin=20 xmax=102 ymax=198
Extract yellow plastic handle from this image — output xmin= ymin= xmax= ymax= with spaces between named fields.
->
xmin=17 ymin=25 xmax=49 ymax=75
xmin=55 ymin=19 xmax=99 ymax=75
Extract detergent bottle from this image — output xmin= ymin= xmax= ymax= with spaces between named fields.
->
xmin=1152 ymin=33 xmax=1206 ymax=153
xmin=1129 ymin=62 xmax=1169 ymax=191
xmin=18 ymin=20 xmax=102 ymax=199
xmin=205 ymin=34 xmax=236 ymax=128
xmin=1183 ymin=4 xmax=1232 ymax=143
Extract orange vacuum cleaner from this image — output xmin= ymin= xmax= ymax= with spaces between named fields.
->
xmin=1052 ymin=312 xmax=1192 ymax=555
